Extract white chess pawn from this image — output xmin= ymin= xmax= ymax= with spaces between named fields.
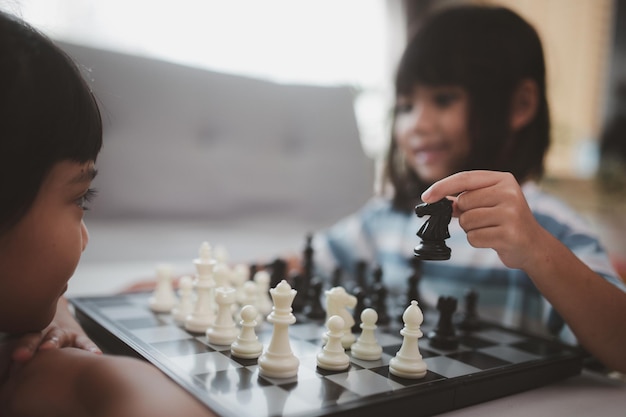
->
xmin=253 ymin=270 xmax=273 ymax=316
xmin=149 ymin=264 xmax=178 ymax=313
xmin=389 ymin=300 xmax=427 ymax=379
xmin=172 ymin=275 xmax=195 ymax=325
xmin=317 ymin=315 xmax=350 ymax=371
xmin=231 ymin=305 xmax=264 ymax=359
xmin=258 ymin=280 xmax=299 ymax=378
xmin=207 ymin=287 xmax=239 ymax=345
xmin=350 ymin=308 xmax=383 ymax=361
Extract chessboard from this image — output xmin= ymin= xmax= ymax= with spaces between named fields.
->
xmin=71 ymin=291 xmax=585 ymax=417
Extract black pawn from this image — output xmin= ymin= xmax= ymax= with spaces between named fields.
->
xmin=457 ymin=289 xmax=481 ymax=331
xmin=428 ymin=296 xmax=460 ymax=350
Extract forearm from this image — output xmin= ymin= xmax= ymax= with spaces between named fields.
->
xmin=78 ymin=354 xmax=214 ymax=417
xmin=2 ymin=349 xmax=215 ymax=417
xmin=523 ymin=229 xmax=626 ymax=372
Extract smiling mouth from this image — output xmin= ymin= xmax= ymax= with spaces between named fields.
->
xmin=413 ymin=144 xmax=448 ymax=164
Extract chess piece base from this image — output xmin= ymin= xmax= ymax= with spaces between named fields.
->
xmin=458 ymin=316 xmax=481 ymax=331
xmin=389 ymin=356 xmax=427 ymax=379
xmin=414 ymin=241 xmax=451 ymax=260
xmin=258 ymin=352 xmax=299 ymax=378
xmin=427 ymin=331 xmax=460 ymax=350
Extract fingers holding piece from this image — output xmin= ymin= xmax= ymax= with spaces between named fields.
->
xmin=421 ymin=170 xmax=508 ymax=203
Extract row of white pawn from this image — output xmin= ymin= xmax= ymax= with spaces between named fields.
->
xmin=318 ymin=300 xmax=427 ymax=379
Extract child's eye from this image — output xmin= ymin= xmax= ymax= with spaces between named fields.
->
xmin=75 ymin=188 xmax=98 ymax=210
xmin=433 ymin=92 xmax=460 ymax=108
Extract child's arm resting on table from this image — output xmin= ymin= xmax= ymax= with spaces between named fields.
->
xmin=1 ymin=348 xmax=215 ymax=417
xmin=11 ymin=297 xmax=101 ymax=363
xmin=422 ymin=170 xmax=626 ymax=373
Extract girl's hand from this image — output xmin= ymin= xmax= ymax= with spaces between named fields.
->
xmin=421 ymin=170 xmax=546 ymax=270
xmin=11 ymin=297 xmax=101 ymax=363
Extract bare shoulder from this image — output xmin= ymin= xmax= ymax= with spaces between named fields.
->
xmin=2 ymin=348 xmax=214 ymax=417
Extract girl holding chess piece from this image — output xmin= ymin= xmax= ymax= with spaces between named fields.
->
xmin=0 ymin=10 xmax=214 ymax=416
xmin=311 ymin=5 xmax=626 ymax=373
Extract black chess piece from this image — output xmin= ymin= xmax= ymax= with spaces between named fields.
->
xmin=457 ymin=289 xmax=481 ymax=331
xmin=249 ymin=263 xmax=258 ymax=281
xmin=301 ymin=233 xmax=314 ymax=292
xmin=306 ymin=277 xmax=326 ymax=320
xmin=428 ymin=296 xmax=460 ymax=350
xmin=371 ymin=266 xmax=390 ymax=325
xmin=407 ymin=257 xmax=424 ymax=309
xmin=268 ymin=258 xmax=287 ymax=289
xmin=291 ymin=271 xmax=306 ymax=313
xmin=398 ymin=259 xmax=423 ymax=323
xmin=331 ymin=266 xmax=343 ymax=288
xmin=354 ymin=259 xmax=368 ymax=292
xmin=293 ymin=234 xmax=315 ymax=313
xmin=414 ymin=198 xmax=453 ymax=260
xmin=351 ymin=286 xmax=368 ymax=333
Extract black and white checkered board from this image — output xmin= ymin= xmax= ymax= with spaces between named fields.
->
xmin=71 ymin=292 xmax=584 ymax=417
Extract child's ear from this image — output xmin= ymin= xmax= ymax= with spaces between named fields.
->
xmin=510 ymin=79 xmax=539 ymax=131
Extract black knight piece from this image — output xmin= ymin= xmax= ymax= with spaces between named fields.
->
xmin=414 ymin=198 xmax=453 ymax=260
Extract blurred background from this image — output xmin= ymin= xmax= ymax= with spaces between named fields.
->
xmin=4 ymin=0 xmax=625 ymax=293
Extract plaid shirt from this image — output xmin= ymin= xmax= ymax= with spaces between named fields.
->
xmin=313 ymin=182 xmax=625 ymax=344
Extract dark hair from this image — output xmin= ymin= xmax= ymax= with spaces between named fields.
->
xmin=0 ymin=11 xmax=102 ymax=233
xmin=385 ymin=5 xmax=550 ymax=211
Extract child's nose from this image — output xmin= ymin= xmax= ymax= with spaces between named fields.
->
xmin=414 ymin=105 xmax=435 ymax=132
